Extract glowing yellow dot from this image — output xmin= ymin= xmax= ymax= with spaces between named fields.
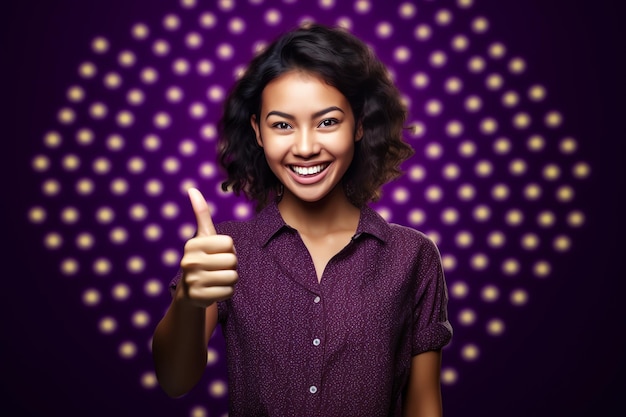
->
xmin=161 ymin=248 xmax=179 ymax=266
xmin=537 ymin=210 xmax=555 ymax=228
xmin=67 ymin=85 xmax=85 ymax=102
xmin=189 ymin=102 xmax=207 ymax=119
xmin=425 ymin=100 xmax=443 ymax=116
xmin=143 ymin=134 xmax=161 ymax=151
xmin=209 ymin=380 xmax=228 ymax=398
xmin=140 ymin=67 xmax=158 ymax=84
xmin=78 ymin=61 xmax=97 ymax=78
xmin=163 ymin=13 xmax=180 ymax=30
xmin=199 ymin=162 xmax=217 ymax=178
xmin=505 ymin=208 xmax=523 ymax=226
xmin=116 ymin=110 xmax=134 ymax=127
xmin=119 ymin=341 xmax=137 ymax=359
xmin=451 ymin=34 xmax=469 ymax=51
xmin=442 ymin=163 xmax=460 ymax=180
xmin=542 ymin=164 xmax=560 ymax=181
xmin=82 ymin=288 xmax=101 ymax=306
xmin=475 ymin=160 xmax=493 ymax=177
xmin=185 ymin=32 xmax=203 ymax=49
xmin=216 ymin=43 xmax=234 ymax=60
xmin=179 ymin=140 xmax=196 ymax=156
xmin=528 ymin=84 xmax=546 ymax=101
xmin=485 ymin=73 xmax=503 ymax=90
xmin=144 ymin=279 xmax=164 ymax=296
xmin=510 ymin=289 xmax=528 ymax=306
xmin=99 ymin=316 xmax=117 ymax=334
xmin=110 ymin=227 xmax=128 ymax=244
xmin=512 ymin=112 xmax=531 ymax=129
xmin=553 ymin=235 xmax=571 ymax=252
xmin=44 ymin=131 xmax=62 ymax=148
xmin=61 ymin=154 xmax=80 ymax=171
xmin=44 ymin=232 xmax=63 ymax=249
xmin=523 ymin=183 xmax=542 ymax=200
xmin=95 ymin=206 xmax=114 ymax=224
xmin=118 ymin=50 xmax=136 ymax=67
xmin=425 ymin=185 xmax=443 ymax=203
xmin=481 ymin=285 xmax=499 ymax=302
xmin=435 ymin=9 xmax=452 ymax=25
xmin=394 ymin=46 xmax=411 ymax=63
xmin=60 ymin=206 xmax=79 ymax=224
xmin=408 ymin=165 xmax=426 ymax=181
xmin=60 ymin=258 xmax=79 ymax=275
xmin=442 ymin=208 xmax=460 ymax=225
xmin=162 ymin=157 xmax=180 ymax=174
xmin=455 ymin=230 xmax=472 ymax=247
xmin=166 ymin=86 xmax=184 ymax=103
xmin=201 ymin=123 xmax=218 ymax=140
xmin=502 ymin=258 xmax=520 ymax=275
xmin=264 ymin=9 xmax=281 ymax=25
xmin=179 ymin=223 xmax=195 ymax=240
xmin=42 ymin=179 xmax=61 ymax=196
xmin=92 ymin=157 xmax=111 ymax=174
xmin=197 ymin=59 xmax=214 ymax=76
xmin=126 ymin=88 xmax=144 ymax=106
xmin=412 ymin=73 xmax=429 ymax=90
xmin=181 ymin=0 xmax=197 ymax=8
xmin=556 ymin=185 xmax=575 ymax=202
xmin=487 ymin=318 xmax=505 ymax=336
xmin=112 ymin=283 xmax=131 ymax=300
xmin=471 ymin=16 xmax=489 ymax=33
xmin=414 ymin=24 xmax=431 ymax=41
xmin=446 ymin=120 xmax=463 ymax=137
xmin=459 ymin=140 xmax=477 ymax=157
xmin=190 ymin=406 xmax=208 ymax=417
xmin=76 ymin=232 xmax=95 ymax=250
xmin=458 ymin=308 xmax=476 ymax=325
xmin=509 ymin=159 xmax=527 ymax=176
xmin=229 ymin=17 xmax=246 ymax=34
xmin=392 ymin=187 xmax=410 ymax=204
xmin=493 ymin=137 xmax=511 ymax=154
xmin=93 ymin=258 xmax=112 ymax=275
xmin=533 ymin=260 xmax=551 ymax=278
xmin=457 ymin=0 xmax=473 ymax=8
xmin=464 ymin=95 xmax=482 ymax=112
xmin=132 ymin=310 xmax=150 ymax=328
xmin=520 ymin=233 xmax=540 ymax=250
xmin=152 ymin=112 xmax=170 ymax=129
xmin=441 ymin=368 xmax=458 ymax=385
xmin=407 ymin=209 xmax=426 ymax=226
xmin=355 ymin=0 xmax=371 ymax=13
xmin=560 ymin=137 xmax=578 ymax=154
xmin=461 ymin=344 xmax=479 ymax=361
xmin=57 ymin=107 xmax=75 ymax=124
xmin=501 ymin=90 xmax=519 ymax=107
xmin=488 ymin=42 xmax=506 ymax=59
xmin=31 ymin=155 xmax=49 ymax=172
xmin=479 ymin=117 xmax=498 ymax=134
xmin=131 ymin=23 xmax=150 ymax=40
xmin=509 ymin=57 xmax=526 ymax=74
xmin=470 ymin=253 xmax=488 ymax=270
xmin=145 ymin=224 xmax=163 ymax=241
xmin=450 ymin=281 xmax=468 ymax=298
xmin=141 ymin=372 xmax=158 ymax=389
xmin=152 ymin=39 xmax=170 ymax=56
xmin=545 ymin=110 xmax=563 ymax=128
xmin=567 ymin=210 xmax=585 ymax=227
xmin=110 ymin=178 xmax=129 ymax=195
xmin=487 ymin=231 xmax=505 ymax=248
xmin=103 ymin=72 xmax=122 ymax=89
xmin=468 ymin=56 xmax=486 ymax=73
xmin=398 ymin=2 xmax=416 ymax=18
xmin=199 ymin=11 xmax=217 ymax=28
xmin=28 ymin=206 xmax=47 ymax=224
xmin=457 ymin=184 xmax=475 ymax=201
xmin=445 ymin=77 xmax=463 ymax=94
xmin=145 ymin=179 xmax=164 ymax=196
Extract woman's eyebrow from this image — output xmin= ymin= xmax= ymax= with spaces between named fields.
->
xmin=265 ymin=106 xmax=345 ymax=120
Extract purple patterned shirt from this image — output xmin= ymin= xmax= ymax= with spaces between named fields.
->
xmin=171 ymin=201 xmax=452 ymax=417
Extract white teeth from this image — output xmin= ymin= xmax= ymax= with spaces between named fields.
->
xmin=291 ymin=164 xmax=327 ymax=176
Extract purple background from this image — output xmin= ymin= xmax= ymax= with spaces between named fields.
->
xmin=2 ymin=0 xmax=625 ymax=416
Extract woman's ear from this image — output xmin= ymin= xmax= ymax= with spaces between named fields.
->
xmin=355 ymin=122 xmax=364 ymax=142
xmin=250 ymin=115 xmax=263 ymax=147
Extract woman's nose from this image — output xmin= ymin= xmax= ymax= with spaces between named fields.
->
xmin=292 ymin=130 xmax=320 ymax=157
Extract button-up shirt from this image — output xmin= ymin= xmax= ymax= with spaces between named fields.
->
xmin=171 ymin=201 xmax=452 ymax=417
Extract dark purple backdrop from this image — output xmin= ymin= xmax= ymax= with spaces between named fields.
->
xmin=2 ymin=0 xmax=625 ymax=416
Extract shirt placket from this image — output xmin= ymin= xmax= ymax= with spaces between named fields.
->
xmin=304 ymin=288 xmax=325 ymax=416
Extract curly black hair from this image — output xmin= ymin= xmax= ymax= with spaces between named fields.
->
xmin=218 ymin=23 xmax=414 ymax=210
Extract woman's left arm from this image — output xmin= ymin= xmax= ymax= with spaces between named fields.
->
xmin=403 ymin=350 xmax=444 ymax=417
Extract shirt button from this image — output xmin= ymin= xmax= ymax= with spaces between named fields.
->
xmin=309 ymin=385 xmax=318 ymax=394
xmin=314 ymin=296 xmax=321 ymax=303
xmin=313 ymin=338 xmax=321 ymax=346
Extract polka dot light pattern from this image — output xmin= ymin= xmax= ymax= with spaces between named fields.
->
xmin=27 ymin=1 xmax=590 ymax=415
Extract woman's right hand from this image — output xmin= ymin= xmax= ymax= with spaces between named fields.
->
xmin=179 ymin=188 xmax=238 ymax=308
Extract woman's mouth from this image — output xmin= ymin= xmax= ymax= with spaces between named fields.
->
xmin=289 ymin=163 xmax=330 ymax=177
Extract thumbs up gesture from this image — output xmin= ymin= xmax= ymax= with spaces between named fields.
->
xmin=179 ymin=188 xmax=238 ymax=308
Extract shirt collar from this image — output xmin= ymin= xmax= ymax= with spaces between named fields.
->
xmin=254 ymin=200 xmax=392 ymax=247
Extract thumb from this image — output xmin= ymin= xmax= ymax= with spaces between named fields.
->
xmin=188 ymin=187 xmax=216 ymax=236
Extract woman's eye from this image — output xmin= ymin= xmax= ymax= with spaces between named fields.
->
xmin=272 ymin=122 xmax=291 ymax=129
xmin=319 ymin=118 xmax=338 ymax=128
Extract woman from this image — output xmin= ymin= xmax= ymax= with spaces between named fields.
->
xmin=152 ymin=23 xmax=452 ymax=417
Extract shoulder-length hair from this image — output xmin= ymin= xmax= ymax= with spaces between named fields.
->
xmin=218 ymin=23 xmax=414 ymax=210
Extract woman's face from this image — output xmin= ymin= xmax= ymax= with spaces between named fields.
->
xmin=251 ymin=70 xmax=362 ymax=204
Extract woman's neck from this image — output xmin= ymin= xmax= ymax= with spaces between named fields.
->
xmin=277 ymin=186 xmax=361 ymax=237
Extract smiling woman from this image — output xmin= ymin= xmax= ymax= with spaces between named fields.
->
xmin=152 ymin=23 xmax=452 ymax=417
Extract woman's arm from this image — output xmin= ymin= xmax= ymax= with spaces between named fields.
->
xmin=152 ymin=289 xmax=218 ymax=398
xmin=403 ymin=350 xmax=444 ymax=417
